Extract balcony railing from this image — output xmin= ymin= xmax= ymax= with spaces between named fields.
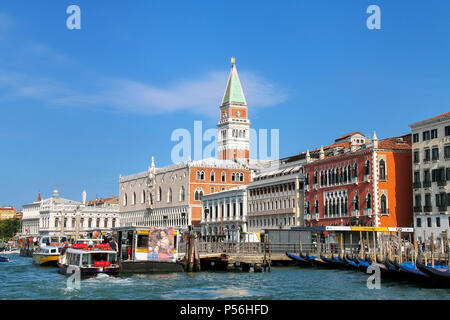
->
xmin=413 ymin=206 xmax=422 ymax=213
xmin=423 ymin=181 xmax=431 ymax=188
xmin=413 ymin=182 xmax=422 ymax=189
xmin=423 ymin=205 xmax=432 ymax=212
xmin=438 ymin=206 xmax=448 ymax=212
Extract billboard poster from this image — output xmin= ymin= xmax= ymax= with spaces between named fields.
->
xmin=148 ymin=227 xmax=175 ymax=260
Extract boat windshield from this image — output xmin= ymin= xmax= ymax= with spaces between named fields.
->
xmin=81 ymin=252 xmax=117 ymax=267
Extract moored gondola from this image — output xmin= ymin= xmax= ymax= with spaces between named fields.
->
xmin=416 ymin=262 xmax=450 ymax=288
xmin=0 ymin=256 xmax=9 ymax=263
xmin=352 ymin=256 xmax=371 ymax=273
xmin=285 ymin=252 xmax=312 ymax=267
xmin=393 ymin=260 xmax=430 ymax=285
xmin=307 ymin=255 xmax=334 ymax=269
xmin=343 ymin=255 xmax=359 ymax=271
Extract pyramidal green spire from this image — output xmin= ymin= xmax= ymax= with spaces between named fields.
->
xmin=221 ymin=57 xmax=247 ymax=106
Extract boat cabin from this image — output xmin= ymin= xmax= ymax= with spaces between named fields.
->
xmin=65 ymin=246 xmax=118 ymax=268
xmin=113 ymin=227 xmax=180 ymax=262
xmin=39 ymin=235 xmax=68 ymax=247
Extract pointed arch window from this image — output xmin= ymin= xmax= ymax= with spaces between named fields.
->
xmin=167 ymin=188 xmax=172 ymax=203
xmin=380 ymin=194 xmax=387 ymax=214
xmin=231 ymin=173 xmax=236 ymax=181
xmin=194 ymin=188 xmax=204 ymax=201
xmin=221 ymin=171 xmax=226 ymax=182
xmin=123 ymin=193 xmax=128 ymax=206
xmin=364 ymin=160 xmax=370 ymax=176
xmin=379 ymin=160 xmax=386 ymax=180
xmin=365 ymin=193 xmax=372 ymax=209
xmin=210 ymin=171 xmax=215 ymax=182
xmin=132 ymin=192 xmax=136 ymax=205
xmin=180 ymin=186 xmax=185 ymax=201
xmin=157 ymin=187 xmax=162 ymax=202
xmin=141 ymin=190 xmax=146 ymax=204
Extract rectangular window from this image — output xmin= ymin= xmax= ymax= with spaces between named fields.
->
xmin=424 ymin=170 xmax=430 ymax=182
xmin=436 ymin=217 xmax=441 ymax=228
xmin=415 ymin=194 xmax=421 ymax=206
xmin=424 ymin=149 xmax=430 ymax=162
xmin=432 ymin=147 xmax=439 ymax=160
xmin=414 ymin=171 xmax=420 ymax=183
xmin=445 ymin=145 xmax=450 ymax=159
xmin=425 ymin=194 xmax=431 ymax=206
xmin=413 ymin=133 xmax=419 ymax=143
xmin=416 ymin=218 xmax=421 ymax=228
xmin=413 ymin=151 xmax=420 ymax=163
xmin=431 ymin=129 xmax=438 ymax=139
xmin=427 ymin=217 xmax=432 ymax=228
xmin=423 ymin=131 xmax=430 ymax=141
xmin=446 ymin=126 xmax=450 ymax=136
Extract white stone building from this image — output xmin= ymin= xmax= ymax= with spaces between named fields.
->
xmin=410 ymin=111 xmax=450 ymax=241
xmin=200 ymin=185 xmax=248 ymax=241
xmin=21 ymin=189 xmax=120 ymax=237
xmin=247 ymin=159 xmax=305 ymax=233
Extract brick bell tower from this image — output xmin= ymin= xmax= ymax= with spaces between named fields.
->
xmin=217 ymin=57 xmax=250 ymax=161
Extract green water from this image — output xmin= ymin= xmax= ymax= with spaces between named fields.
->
xmin=1 ymin=254 xmax=449 ymax=300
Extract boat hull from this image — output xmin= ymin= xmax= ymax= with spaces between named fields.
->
xmin=285 ymin=252 xmax=312 ymax=267
xmin=58 ymin=263 xmax=120 ymax=277
xmin=33 ymin=253 xmax=59 ymax=266
xmin=120 ymin=260 xmax=184 ymax=273
xmin=0 ymin=256 xmax=9 ymax=262
xmin=416 ymin=263 xmax=450 ymax=288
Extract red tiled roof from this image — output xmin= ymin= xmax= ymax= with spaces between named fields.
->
xmin=410 ymin=111 xmax=450 ymax=126
xmin=335 ymin=131 xmax=365 ymax=142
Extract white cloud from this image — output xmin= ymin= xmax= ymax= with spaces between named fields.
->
xmin=0 ymin=69 xmax=288 ymax=116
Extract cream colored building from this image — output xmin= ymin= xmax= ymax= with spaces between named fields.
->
xmin=410 ymin=111 xmax=450 ymax=241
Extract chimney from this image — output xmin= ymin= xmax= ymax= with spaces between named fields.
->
xmin=372 ymin=132 xmax=378 ymax=149
xmin=319 ymin=146 xmax=325 ymax=160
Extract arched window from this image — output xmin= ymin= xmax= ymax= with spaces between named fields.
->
xmin=123 ymin=193 xmax=128 ymax=206
xmin=132 ymin=192 xmax=136 ymax=205
xmin=167 ymin=188 xmax=172 ymax=202
xmin=365 ymin=160 xmax=370 ymax=176
xmin=353 ymin=194 xmax=359 ymax=210
xmin=179 ymin=186 xmax=185 ymax=201
xmin=379 ymin=160 xmax=386 ymax=180
xmin=157 ymin=187 xmax=162 ymax=202
xmin=366 ymin=193 xmax=372 ymax=209
xmin=141 ymin=190 xmax=146 ymax=204
xmin=231 ymin=173 xmax=236 ymax=181
xmin=239 ymin=172 xmax=244 ymax=182
xmin=380 ymin=194 xmax=387 ymax=214
xmin=210 ymin=171 xmax=215 ymax=182
xmin=194 ymin=188 xmax=204 ymax=201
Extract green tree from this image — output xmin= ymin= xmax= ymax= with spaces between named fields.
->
xmin=0 ymin=218 xmax=21 ymax=241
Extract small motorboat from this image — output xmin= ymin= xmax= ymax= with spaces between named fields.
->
xmin=0 ymin=256 xmax=9 ymax=262
xmin=32 ymin=246 xmax=60 ymax=266
xmin=285 ymin=252 xmax=312 ymax=267
xmin=416 ymin=263 xmax=450 ymax=288
xmin=58 ymin=242 xmax=120 ymax=277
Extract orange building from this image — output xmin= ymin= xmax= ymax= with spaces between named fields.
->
xmin=303 ymin=132 xmax=413 ymax=228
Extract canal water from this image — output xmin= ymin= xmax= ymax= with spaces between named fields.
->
xmin=1 ymin=254 xmax=449 ymax=300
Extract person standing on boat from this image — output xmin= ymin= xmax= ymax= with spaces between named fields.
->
xmin=109 ymin=238 xmax=117 ymax=252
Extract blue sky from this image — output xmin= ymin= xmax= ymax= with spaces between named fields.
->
xmin=0 ymin=0 xmax=449 ymax=208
